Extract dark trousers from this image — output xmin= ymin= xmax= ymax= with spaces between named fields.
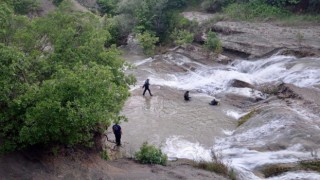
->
xmin=143 ymin=88 xmax=152 ymax=96
xmin=115 ymin=134 xmax=121 ymax=146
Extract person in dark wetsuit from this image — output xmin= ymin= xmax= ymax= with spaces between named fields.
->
xmin=112 ymin=123 xmax=122 ymax=146
xmin=209 ymin=99 xmax=219 ymax=106
xmin=142 ymin=79 xmax=153 ymax=96
xmin=184 ymin=91 xmax=191 ymax=101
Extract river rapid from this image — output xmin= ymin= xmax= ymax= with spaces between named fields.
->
xmin=119 ymin=45 xmax=320 ymax=179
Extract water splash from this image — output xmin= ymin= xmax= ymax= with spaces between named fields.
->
xmin=137 ymin=54 xmax=320 ymax=96
xmin=226 ymin=109 xmax=248 ymax=118
xmin=162 ymin=136 xmax=211 ymax=161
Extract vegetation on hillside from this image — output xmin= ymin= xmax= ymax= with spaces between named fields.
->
xmin=201 ymin=0 xmax=320 ymax=22
xmin=0 ymin=1 xmax=135 ymax=153
xmin=194 ymin=150 xmax=236 ymax=179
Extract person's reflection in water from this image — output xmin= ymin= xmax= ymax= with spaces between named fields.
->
xmin=143 ymin=96 xmax=151 ymax=110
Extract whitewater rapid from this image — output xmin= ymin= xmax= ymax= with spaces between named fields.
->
xmin=123 ymin=52 xmax=320 ymax=180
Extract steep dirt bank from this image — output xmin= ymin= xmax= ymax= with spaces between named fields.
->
xmin=0 ymin=151 xmax=228 ymax=180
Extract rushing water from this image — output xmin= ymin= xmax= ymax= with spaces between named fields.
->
xmin=120 ymin=50 xmax=320 ymax=179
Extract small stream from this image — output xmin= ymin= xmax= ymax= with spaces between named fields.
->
xmin=120 ymin=48 xmax=320 ymax=179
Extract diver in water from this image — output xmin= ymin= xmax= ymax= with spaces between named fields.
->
xmin=209 ymin=99 xmax=219 ymax=106
xmin=184 ymin=91 xmax=191 ymax=101
xmin=142 ymin=79 xmax=153 ymax=96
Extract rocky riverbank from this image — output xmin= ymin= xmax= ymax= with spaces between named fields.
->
xmin=0 ymin=150 xmax=227 ymax=180
xmin=183 ymin=11 xmax=320 ymax=59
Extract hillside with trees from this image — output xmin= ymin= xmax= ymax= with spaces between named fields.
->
xmin=1 ymin=0 xmax=319 ymax=179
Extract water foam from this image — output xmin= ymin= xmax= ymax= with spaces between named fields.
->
xmin=225 ymin=110 xmax=245 ymax=120
xmin=267 ymin=171 xmax=320 ymax=180
xmin=145 ymin=54 xmax=320 ymax=96
xmin=162 ymin=136 xmax=211 ymax=161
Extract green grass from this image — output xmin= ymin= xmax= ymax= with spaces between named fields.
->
xmin=259 ymin=160 xmax=320 ymax=178
xmin=277 ymin=14 xmax=320 ymax=26
xmin=223 ymin=1 xmax=320 ymax=24
xmin=238 ymin=110 xmax=256 ymax=127
xmin=101 ymin=150 xmax=109 ymax=160
xmin=300 ymin=160 xmax=320 ymax=172
xmin=224 ymin=2 xmax=288 ymax=21
xmin=261 ymin=164 xmax=293 ymax=178
xmin=193 ymin=150 xmax=237 ymax=179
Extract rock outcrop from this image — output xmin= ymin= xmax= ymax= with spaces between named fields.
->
xmin=212 ymin=21 xmax=320 ymax=58
xmin=182 ymin=11 xmax=320 ymax=58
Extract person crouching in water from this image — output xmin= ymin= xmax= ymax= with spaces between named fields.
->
xmin=142 ymin=79 xmax=153 ymax=96
xmin=184 ymin=91 xmax=191 ymax=101
xmin=209 ymin=99 xmax=219 ymax=106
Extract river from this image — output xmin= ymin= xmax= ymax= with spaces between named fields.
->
xmin=119 ymin=44 xmax=320 ymax=179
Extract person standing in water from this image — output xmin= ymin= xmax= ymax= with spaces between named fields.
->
xmin=112 ymin=123 xmax=122 ymax=146
xmin=184 ymin=91 xmax=191 ymax=101
xmin=142 ymin=79 xmax=153 ymax=96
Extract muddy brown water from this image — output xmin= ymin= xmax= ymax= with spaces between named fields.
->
xmin=119 ymin=51 xmax=236 ymax=155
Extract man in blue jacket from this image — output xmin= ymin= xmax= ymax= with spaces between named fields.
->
xmin=112 ymin=123 xmax=122 ymax=146
xmin=142 ymin=79 xmax=153 ymax=96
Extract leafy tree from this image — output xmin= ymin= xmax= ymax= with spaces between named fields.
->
xmin=104 ymin=14 xmax=135 ymax=46
xmin=3 ymin=0 xmax=40 ymax=14
xmin=97 ymin=0 xmax=119 ymax=15
xmin=18 ymin=63 xmax=130 ymax=147
xmin=0 ymin=2 xmax=135 ymax=153
xmin=136 ymin=32 xmax=159 ymax=56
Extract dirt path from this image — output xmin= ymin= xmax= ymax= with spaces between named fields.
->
xmin=0 ymin=151 xmax=228 ymax=180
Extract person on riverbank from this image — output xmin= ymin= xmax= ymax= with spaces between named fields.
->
xmin=142 ymin=79 xmax=153 ymax=96
xmin=184 ymin=91 xmax=191 ymax=101
xmin=209 ymin=99 xmax=219 ymax=106
xmin=112 ymin=123 xmax=122 ymax=146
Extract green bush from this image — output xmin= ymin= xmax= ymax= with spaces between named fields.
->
xmin=53 ymin=0 xmax=64 ymax=6
xmin=136 ymin=32 xmax=159 ymax=56
xmin=224 ymin=1 xmax=289 ymax=21
xmin=201 ymin=0 xmax=235 ymax=12
xmin=97 ymin=0 xmax=118 ymax=15
xmin=171 ymin=29 xmax=194 ymax=46
xmin=204 ymin=31 xmax=222 ymax=54
xmin=9 ymin=0 xmax=40 ymax=14
xmin=134 ymin=142 xmax=168 ymax=165
xmin=101 ymin=150 xmax=109 ymax=160
xmin=104 ymin=14 xmax=134 ymax=47
xmin=300 ymin=160 xmax=320 ymax=172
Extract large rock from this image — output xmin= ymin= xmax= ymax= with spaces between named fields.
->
xmin=182 ymin=12 xmax=320 ymax=58
xmin=212 ymin=21 xmax=320 ymax=58
xmin=230 ymin=79 xmax=255 ymax=89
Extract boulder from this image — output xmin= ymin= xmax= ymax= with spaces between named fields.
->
xmin=212 ymin=21 xmax=320 ymax=58
xmin=230 ymin=79 xmax=255 ymax=89
xmin=216 ymin=54 xmax=232 ymax=64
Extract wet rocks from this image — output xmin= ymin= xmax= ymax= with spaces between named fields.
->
xmin=211 ymin=21 xmax=320 ymax=58
xmin=216 ymin=54 xmax=232 ymax=64
xmin=276 ymin=83 xmax=301 ymax=99
xmin=277 ymin=48 xmax=320 ymax=58
xmin=230 ymin=79 xmax=255 ymax=89
xmin=182 ymin=11 xmax=320 ymax=59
